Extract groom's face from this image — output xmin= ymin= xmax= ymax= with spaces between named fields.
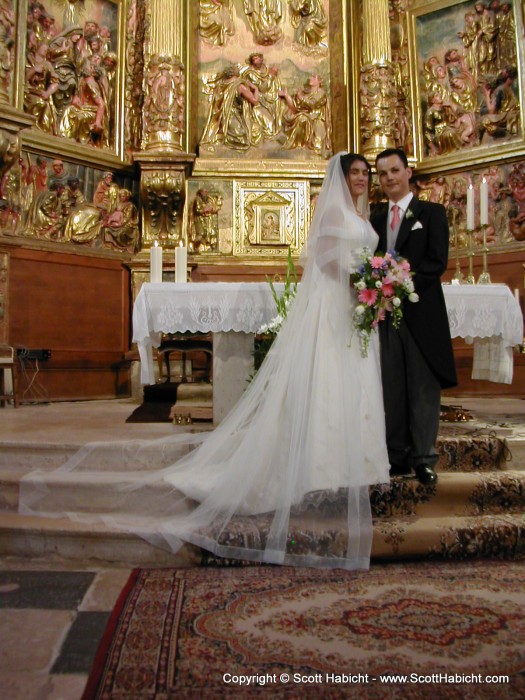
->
xmin=376 ymin=155 xmax=412 ymax=203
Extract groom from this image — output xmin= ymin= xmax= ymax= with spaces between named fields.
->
xmin=371 ymin=148 xmax=457 ymax=485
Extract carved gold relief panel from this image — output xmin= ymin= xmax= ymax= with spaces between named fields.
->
xmin=233 ymin=179 xmax=309 ymax=257
xmin=196 ymin=0 xmax=332 ymax=164
xmin=20 ymin=0 xmax=129 ymax=159
xmin=407 ymin=0 xmax=525 ymax=171
xmin=3 ymin=150 xmax=139 ymax=253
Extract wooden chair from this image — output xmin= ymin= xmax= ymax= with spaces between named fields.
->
xmin=156 ymin=334 xmax=213 ymax=384
xmin=0 ymin=345 xmax=20 ymax=408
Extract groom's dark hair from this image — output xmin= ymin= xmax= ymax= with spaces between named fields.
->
xmin=375 ymin=148 xmax=409 ymax=168
xmin=340 ymin=153 xmax=371 ymax=177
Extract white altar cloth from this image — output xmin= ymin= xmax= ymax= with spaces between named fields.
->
xmin=444 ymin=284 xmax=523 ymax=383
xmin=133 ymin=282 xmax=523 ymax=388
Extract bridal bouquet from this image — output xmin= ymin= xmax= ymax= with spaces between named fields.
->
xmin=350 ymin=247 xmax=419 ymax=357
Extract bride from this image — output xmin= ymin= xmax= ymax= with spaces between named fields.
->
xmin=20 ymin=152 xmax=390 ymax=570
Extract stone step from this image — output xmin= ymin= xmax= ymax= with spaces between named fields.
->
xmin=0 ymin=431 xmax=514 ymax=474
xmin=4 ymin=470 xmax=525 ymax=519
xmin=1 ymin=509 xmax=523 ymax=566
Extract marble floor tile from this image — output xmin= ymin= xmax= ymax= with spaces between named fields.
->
xmin=52 ymin=611 xmax=110 ymax=674
xmin=0 ymin=609 xmax=75 ymax=672
xmin=0 ymin=670 xmax=87 ymax=700
xmin=0 ymin=571 xmax=95 ymax=609
xmin=79 ymin=568 xmax=132 ymax=612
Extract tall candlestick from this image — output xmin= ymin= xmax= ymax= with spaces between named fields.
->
xmin=175 ymin=241 xmax=187 ymax=283
xmin=150 ymin=241 xmax=162 ymax=283
xmin=466 ymin=184 xmax=475 ymax=230
xmin=480 ymin=177 xmax=488 ymax=226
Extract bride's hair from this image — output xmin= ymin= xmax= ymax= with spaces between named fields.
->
xmin=340 ymin=153 xmax=371 ymax=178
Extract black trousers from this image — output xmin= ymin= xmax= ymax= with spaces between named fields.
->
xmin=379 ymin=316 xmax=441 ymax=469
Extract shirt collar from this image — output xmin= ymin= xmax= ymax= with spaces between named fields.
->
xmin=389 ymin=192 xmax=414 ymax=214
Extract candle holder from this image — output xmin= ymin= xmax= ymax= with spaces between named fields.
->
xmin=452 ymin=216 xmax=464 ymax=283
xmin=477 ymin=224 xmax=491 ymax=284
xmin=465 ymin=228 xmax=475 ymax=284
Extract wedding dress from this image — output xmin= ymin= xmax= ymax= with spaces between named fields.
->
xmin=20 ymin=153 xmax=389 ymax=570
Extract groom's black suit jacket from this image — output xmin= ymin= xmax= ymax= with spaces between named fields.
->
xmin=371 ymin=196 xmax=457 ymax=389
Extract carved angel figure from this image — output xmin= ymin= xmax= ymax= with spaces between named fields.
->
xmin=243 ymin=0 xmax=283 ymax=45
xmin=289 ymin=0 xmax=327 ymax=53
xmin=199 ymin=0 xmax=234 ymax=46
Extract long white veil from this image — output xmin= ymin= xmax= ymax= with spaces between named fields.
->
xmin=20 ymin=153 xmax=389 ymax=570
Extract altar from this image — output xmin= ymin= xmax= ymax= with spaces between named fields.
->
xmin=133 ymin=283 xmax=524 ymax=423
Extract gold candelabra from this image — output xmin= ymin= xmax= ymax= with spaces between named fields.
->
xmin=452 ymin=215 xmax=464 ymax=283
xmin=477 ymin=224 xmax=491 ymax=284
xmin=465 ymin=227 xmax=475 ymax=284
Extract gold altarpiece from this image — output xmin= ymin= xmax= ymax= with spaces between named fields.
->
xmin=0 ymin=0 xmax=525 ymax=296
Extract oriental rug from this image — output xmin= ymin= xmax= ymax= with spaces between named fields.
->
xmin=82 ymin=560 xmax=525 ymax=699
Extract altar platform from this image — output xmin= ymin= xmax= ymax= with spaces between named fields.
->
xmin=0 ymin=395 xmax=523 ymax=567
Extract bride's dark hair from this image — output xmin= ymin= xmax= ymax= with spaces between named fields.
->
xmin=340 ymin=153 xmax=371 ymax=177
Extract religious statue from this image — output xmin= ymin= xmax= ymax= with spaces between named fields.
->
xmin=0 ymin=0 xmax=15 ymax=101
xmin=27 ymin=181 xmax=66 ymax=238
xmin=61 ymin=176 xmax=85 ymax=213
xmin=508 ymin=163 xmax=525 ymax=242
xmin=59 ymin=61 xmax=108 ymax=147
xmin=449 ymin=76 xmax=478 ymax=146
xmin=243 ymin=0 xmax=283 ymax=45
xmin=104 ymin=189 xmax=139 ymax=252
xmin=240 ymin=52 xmax=282 ymax=145
xmin=423 ymin=92 xmax=463 ymax=156
xmin=458 ymin=12 xmax=479 ymax=82
xmin=190 ymin=188 xmax=223 ymax=253
xmin=200 ymin=65 xmax=259 ymax=151
xmin=289 ymin=0 xmax=327 ymax=54
xmin=498 ymin=3 xmax=516 ymax=69
xmin=279 ymin=74 xmax=331 ymax=157
xmin=24 ymin=42 xmax=60 ymax=135
xmin=474 ymin=2 xmax=499 ymax=76
xmin=62 ymin=198 xmax=102 ymax=243
xmin=93 ymin=171 xmax=119 ymax=214
xmin=479 ymin=67 xmax=520 ymax=143
xmin=199 ymin=0 xmax=234 ymax=46
xmin=47 ymin=25 xmax=86 ymax=117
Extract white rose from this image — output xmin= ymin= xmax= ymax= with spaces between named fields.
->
xmin=375 ymin=280 xmax=382 ymax=289
xmin=393 ymin=297 xmax=401 ymax=307
xmin=409 ymin=292 xmax=419 ymax=303
xmin=355 ymin=305 xmax=366 ymax=316
xmin=355 ymin=280 xmax=366 ymax=290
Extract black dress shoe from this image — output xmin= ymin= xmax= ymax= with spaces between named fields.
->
xmin=414 ymin=464 xmax=438 ymax=485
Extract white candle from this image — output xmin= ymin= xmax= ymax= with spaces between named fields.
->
xmin=515 ymin=288 xmax=520 ymax=304
xmin=480 ymin=177 xmax=489 ymax=226
xmin=466 ymin=184 xmax=475 ymax=230
xmin=150 ymin=241 xmax=162 ymax=283
xmin=175 ymin=241 xmax=187 ymax=283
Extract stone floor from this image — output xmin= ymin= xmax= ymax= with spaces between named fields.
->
xmin=0 ymin=394 xmax=524 ymax=699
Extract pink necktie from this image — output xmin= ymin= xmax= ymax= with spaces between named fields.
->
xmin=390 ymin=204 xmax=401 ymax=231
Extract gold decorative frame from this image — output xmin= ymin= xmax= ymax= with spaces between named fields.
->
xmin=233 ymin=180 xmax=309 ymax=258
xmin=407 ymin=0 xmax=525 ymax=172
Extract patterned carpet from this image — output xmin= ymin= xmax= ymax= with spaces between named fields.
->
xmin=83 ymin=561 xmax=525 ymax=699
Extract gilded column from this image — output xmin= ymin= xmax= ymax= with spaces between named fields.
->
xmin=359 ymin=0 xmax=397 ymax=159
xmin=134 ymin=0 xmax=195 ymax=255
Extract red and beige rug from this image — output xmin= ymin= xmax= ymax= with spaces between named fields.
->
xmin=83 ymin=560 xmax=525 ymax=699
